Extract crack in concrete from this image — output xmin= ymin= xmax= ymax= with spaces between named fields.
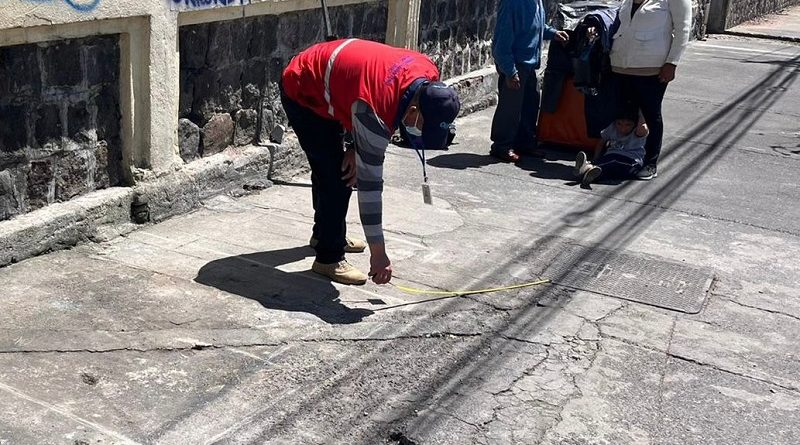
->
xmin=665 ymin=352 xmax=800 ymax=393
xmin=597 ymin=329 xmax=800 ymax=394
xmin=0 ymin=332 xmax=486 ymax=355
xmin=716 ymin=294 xmax=800 ymax=323
xmin=441 ymin=410 xmax=483 ymax=431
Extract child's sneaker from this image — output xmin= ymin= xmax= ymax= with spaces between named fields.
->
xmin=636 ymin=164 xmax=657 ymax=180
xmin=574 ymin=151 xmax=591 ymax=177
xmin=582 ymin=165 xmax=602 ymax=186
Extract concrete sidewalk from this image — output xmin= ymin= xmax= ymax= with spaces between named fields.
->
xmin=729 ymin=5 xmax=800 ymax=41
xmin=1 ymin=35 xmax=799 ymax=445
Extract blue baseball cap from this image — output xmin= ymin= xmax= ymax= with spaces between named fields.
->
xmin=418 ymin=82 xmax=460 ymax=149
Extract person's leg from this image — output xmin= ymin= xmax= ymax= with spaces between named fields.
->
xmin=490 ymin=67 xmax=527 ymax=157
xmin=633 ymin=76 xmax=668 ymax=167
xmin=280 ymin=91 xmax=350 ymax=264
xmin=612 ymin=72 xmax=636 ymax=118
xmin=594 ymin=153 xmax=641 ymax=180
xmin=515 ymin=67 xmax=540 ymax=151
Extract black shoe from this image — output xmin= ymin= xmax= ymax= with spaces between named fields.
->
xmin=636 ymin=164 xmax=658 ymax=180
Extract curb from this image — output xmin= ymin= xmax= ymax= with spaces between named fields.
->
xmin=721 ymin=30 xmax=800 ymax=43
xmin=0 ymin=143 xmax=303 ymax=268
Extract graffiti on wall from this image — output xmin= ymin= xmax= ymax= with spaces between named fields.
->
xmin=25 ymin=0 xmax=101 ymax=12
xmin=170 ymin=0 xmax=250 ymax=11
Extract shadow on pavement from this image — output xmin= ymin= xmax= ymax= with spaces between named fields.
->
xmin=427 ymin=152 xmax=501 ymax=169
xmin=194 ymin=246 xmax=373 ymax=324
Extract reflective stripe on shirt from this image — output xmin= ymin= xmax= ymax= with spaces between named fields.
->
xmin=324 ymin=38 xmax=358 ymax=117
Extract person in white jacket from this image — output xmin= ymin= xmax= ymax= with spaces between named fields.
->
xmin=609 ymin=0 xmax=692 ymax=180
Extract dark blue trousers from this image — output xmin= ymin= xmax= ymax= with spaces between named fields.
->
xmin=595 ymin=153 xmax=642 ymax=180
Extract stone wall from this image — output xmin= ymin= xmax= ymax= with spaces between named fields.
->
xmin=0 ymin=35 xmax=123 ymax=222
xmin=726 ymin=0 xmax=800 ymax=28
xmin=418 ymin=0 xmax=498 ymax=79
xmin=177 ymin=1 xmax=388 ymax=162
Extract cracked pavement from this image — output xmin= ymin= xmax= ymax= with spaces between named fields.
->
xmin=1 ymin=36 xmax=799 ymax=444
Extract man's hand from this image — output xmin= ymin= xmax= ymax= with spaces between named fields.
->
xmin=367 ymin=244 xmax=392 ymax=284
xmin=506 ymin=73 xmax=521 ymax=90
xmin=341 ymin=147 xmax=357 ymax=187
xmin=659 ymin=63 xmax=676 ymax=83
xmin=554 ymin=30 xmax=569 ymax=45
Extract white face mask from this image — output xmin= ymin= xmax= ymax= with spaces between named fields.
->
xmin=404 ymin=112 xmax=422 ymax=137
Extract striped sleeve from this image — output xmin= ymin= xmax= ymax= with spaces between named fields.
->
xmin=351 ymin=100 xmax=390 ymax=245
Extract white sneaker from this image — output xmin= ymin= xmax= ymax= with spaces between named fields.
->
xmin=582 ymin=165 xmax=602 ymax=186
xmin=574 ymin=151 xmax=590 ymax=177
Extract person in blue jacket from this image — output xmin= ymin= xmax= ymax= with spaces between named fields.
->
xmin=490 ymin=0 xmax=569 ymax=162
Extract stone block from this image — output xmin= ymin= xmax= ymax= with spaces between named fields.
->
xmin=41 ymin=40 xmax=83 ymax=87
xmin=247 ymin=15 xmax=278 ymax=59
xmin=0 ymin=104 xmax=29 ymax=151
xmin=201 ymin=113 xmax=234 ymax=156
xmin=0 ymin=44 xmax=42 ymax=98
xmin=27 ymin=159 xmax=55 ymax=209
xmin=68 ymin=101 xmax=94 ymax=144
xmin=178 ymin=118 xmax=201 ymax=162
xmin=192 ymin=66 xmax=243 ymax=123
xmin=96 ymin=84 xmax=121 ymax=142
xmin=36 ymin=104 xmax=64 ymax=148
xmin=191 ymin=69 xmax=220 ymax=125
xmin=179 ymin=23 xmax=209 ymax=70
xmin=206 ymin=21 xmax=248 ymax=68
xmin=107 ymin=140 xmax=124 ymax=187
xmin=179 ymin=70 xmax=195 ymax=118
xmin=93 ymin=141 xmax=111 ymax=190
xmin=437 ymin=2 xmax=447 ymax=24
xmin=85 ymin=36 xmax=120 ymax=86
xmin=0 ymin=152 xmax=27 ymax=171
xmin=234 ymin=109 xmax=258 ymax=146
xmin=241 ymin=59 xmax=267 ymax=110
xmin=0 ymin=169 xmax=22 ymax=221
xmin=277 ymin=12 xmax=302 ymax=52
xmin=55 ymin=150 xmax=91 ymax=201
xmin=258 ymin=108 xmax=276 ymax=144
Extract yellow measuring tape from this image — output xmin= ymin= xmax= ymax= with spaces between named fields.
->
xmin=392 ymin=279 xmax=551 ymax=297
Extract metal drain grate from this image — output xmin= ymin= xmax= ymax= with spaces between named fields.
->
xmin=530 ymin=242 xmax=714 ymax=314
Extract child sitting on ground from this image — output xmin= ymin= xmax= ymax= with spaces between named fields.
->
xmin=574 ymin=107 xmax=648 ymax=186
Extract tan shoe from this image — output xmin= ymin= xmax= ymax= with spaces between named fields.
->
xmin=309 ymin=237 xmax=367 ymax=253
xmin=311 ymin=260 xmax=368 ymax=285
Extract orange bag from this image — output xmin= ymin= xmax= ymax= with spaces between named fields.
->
xmin=537 ymin=77 xmax=600 ymax=151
